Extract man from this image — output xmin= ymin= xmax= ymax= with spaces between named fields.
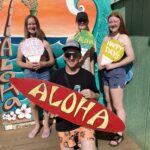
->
xmin=51 ymin=40 xmax=99 ymax=150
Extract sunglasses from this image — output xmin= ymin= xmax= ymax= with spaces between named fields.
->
xmin=64 ymin=52 xmax=80 ymax=59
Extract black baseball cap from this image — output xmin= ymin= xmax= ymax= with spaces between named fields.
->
xmin=62 ymin=40 xmax=81 ymax=52
xmin=76 ymin=11 xmax=89 ymax=23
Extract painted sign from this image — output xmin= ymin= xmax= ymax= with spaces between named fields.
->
xmin=74 ymin=30 xmax=94 ymax=56
xmin=10 ymin=78 xmax=125 ymax=132
xmin=20 ymin=38 xmax=44 ymax=62
xmin=101 ymin=39 xmax=124 ymax=65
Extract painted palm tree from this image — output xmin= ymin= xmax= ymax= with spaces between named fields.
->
xmin=0 ymin=0 xmax=38 ymax=57
xmin=0 ymin=0 xmax=3 ymax=10
xmin=21 ymin=0 xmax=38 ymax=16
xmin=2 ymin=0 xmax=38 ymax=37
xmin=0 ymin=0 xmax=14 ymax=57
xmin=4 ymin=0 xmax=14 ymax=37
xmin=0 ymin=0 xmax=38 ymax=37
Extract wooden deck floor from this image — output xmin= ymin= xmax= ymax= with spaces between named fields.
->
xmin=0 ymin=123 xmax=141 ymax=150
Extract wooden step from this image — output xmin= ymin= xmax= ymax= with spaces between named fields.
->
xmin=0 ymin=121 xmax=141 ymax=150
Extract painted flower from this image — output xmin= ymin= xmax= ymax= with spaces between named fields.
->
xmin=15 ymin=104 xmax=31 ymax=119
xmin=9 ymin=111 xmax=17 ymax=121
xmin=2 ymin=112 xmax=16 ymax=121
xmin=2 ymin=113 xmax=7 ymax=120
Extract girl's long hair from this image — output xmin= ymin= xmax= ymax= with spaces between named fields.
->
xmin=24 ymin=15 xmax=46 ymax=40
xmin=108 ymin=11 xmax=128 ymax=35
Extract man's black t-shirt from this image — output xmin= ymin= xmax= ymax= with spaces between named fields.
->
xmin=50 ymin=68 xmax=98 ymax=132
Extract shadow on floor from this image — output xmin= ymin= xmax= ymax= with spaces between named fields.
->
xmin=96 ymin=131 xmax=114 ymax=140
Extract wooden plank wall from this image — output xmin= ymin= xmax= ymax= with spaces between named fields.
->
xmin=111 ymin=0 xmax=150 ymax=150
xmin=125 ymin=36 xmax=150 ymax=150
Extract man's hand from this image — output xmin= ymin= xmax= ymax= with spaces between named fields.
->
xmin=80 ymin=89 xmax=96 ymax=99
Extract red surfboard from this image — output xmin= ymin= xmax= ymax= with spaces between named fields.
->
xmin=10 ymin=78 xmax=125 ymax=132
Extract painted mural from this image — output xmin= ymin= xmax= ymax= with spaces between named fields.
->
xmin=0 ymin=0 xmax=110 ymax=130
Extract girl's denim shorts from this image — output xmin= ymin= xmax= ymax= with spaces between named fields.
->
xmin=24 ymin=68 xmax=50 ymax=81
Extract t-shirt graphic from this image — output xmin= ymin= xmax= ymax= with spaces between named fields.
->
xmin=74 ymin=85 xmax=81 ymax=92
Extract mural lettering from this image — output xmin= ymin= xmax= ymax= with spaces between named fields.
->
xmin=0 ymin=37 xmax=12 ymax=56
xmin=0 ymin=71 xmax=15 ymax=83
xmin=0 ymin=59 xmax=13 ymax=71
xmin=0 ymin=42 xmax=21 ymax=111
xmin=3 ymin=97 xmax=21 ymax=111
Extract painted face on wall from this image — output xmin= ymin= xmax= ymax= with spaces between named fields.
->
xmin=108 ymin=16 xmax=120 ymax=34
xmin=27 ymin=17 xmax=37 ymax=36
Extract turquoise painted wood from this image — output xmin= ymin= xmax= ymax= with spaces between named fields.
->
xmin=92 ymin=0 xmax=111 ymax=104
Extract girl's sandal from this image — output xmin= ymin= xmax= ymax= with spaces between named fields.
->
xmin=109 ymin=133 xmax=124 ymax=147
